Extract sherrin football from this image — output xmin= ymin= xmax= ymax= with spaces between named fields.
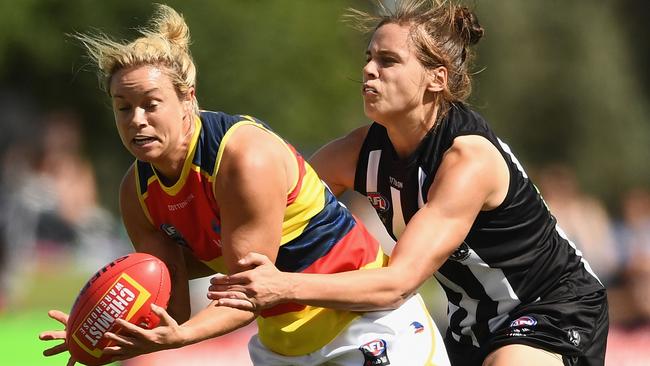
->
xmin=66 ymin=252 xmax=171 ymax=366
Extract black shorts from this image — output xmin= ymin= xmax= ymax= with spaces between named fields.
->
xmin=445 ymin=289 xmax=609 ymax=366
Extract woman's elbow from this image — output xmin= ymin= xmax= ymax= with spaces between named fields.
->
xmin=390 ymin=288 xmax=418 ymax=308
xmin=371 ymin=282 xmax=417 ymax=310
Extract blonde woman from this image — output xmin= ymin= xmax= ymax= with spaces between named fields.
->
xmin=38 ymin=4 xmax=450 ymax=366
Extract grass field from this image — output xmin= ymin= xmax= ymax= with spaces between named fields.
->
xmin=0 ymin=250 xmax=122 ymax=366
xmin=1 ymin=309 xmax=78 ymax=366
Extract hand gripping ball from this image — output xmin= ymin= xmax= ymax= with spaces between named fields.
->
xmin=65 ymin=252 xmax=171 ymax=365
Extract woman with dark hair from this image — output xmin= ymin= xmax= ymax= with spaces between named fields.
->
xmin=209 ymin=1 xmax=609 ymax=365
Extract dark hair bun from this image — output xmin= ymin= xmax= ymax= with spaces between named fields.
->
xmin=454 ymin=7 xmax=484 ymax=46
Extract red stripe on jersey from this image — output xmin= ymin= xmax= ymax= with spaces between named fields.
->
xmin=286 ymin=145 xmax=306 ymax=206
xmin=259 ymin=216 xmax=380 ymax=318
xmin=301 ymin=216 xmax=381 ymax=274
xmin=259 ymin=302 xmax=306 ymax=318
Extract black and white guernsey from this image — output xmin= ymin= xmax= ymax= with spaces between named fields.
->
xmin=354 ymin=103 xmax=604 ymax=348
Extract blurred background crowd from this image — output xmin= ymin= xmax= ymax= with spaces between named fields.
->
xmin=0 ymin=1 xmax=648 ymax=365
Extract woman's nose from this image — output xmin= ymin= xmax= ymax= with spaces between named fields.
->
xmin=131 ymin=107 xmax=148 ymax=127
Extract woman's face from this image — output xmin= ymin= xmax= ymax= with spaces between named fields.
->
xmin=362 ymin=23 xmax=430 ymax=124
xmin=110 ymin=65 xmax=192 ymax=164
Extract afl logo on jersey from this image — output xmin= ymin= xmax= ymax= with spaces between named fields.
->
xmin=449 ymin=241 xmax=471 ymax=262
xmin=359 ymin=339 xmax=390 ymax=366
xmin=510 ymin=316 xmax=537 ymax=328
xmin=367 ymin=192 xmax=390 ymax=212
xmin=507 ymin=315 xmax=538 ymax=337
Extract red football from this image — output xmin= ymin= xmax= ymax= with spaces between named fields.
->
xmin=65 ymin=252 xmax=171 ymax=366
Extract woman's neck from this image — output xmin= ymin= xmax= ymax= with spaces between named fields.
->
xmin=153 ymin=114 xmax=197 ymax=186
xmin=384 ymin=104 xmax=439 ymax=159
xmin=154 ymin=157 xmax=186 ymax=186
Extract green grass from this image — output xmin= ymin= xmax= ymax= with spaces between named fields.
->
xmin=0 ymin=252 xmax=121 ymax=366
xmin=1 ymin=309 xmax=73 ymax=366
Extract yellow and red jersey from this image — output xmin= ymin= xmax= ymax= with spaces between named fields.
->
xmin=135 ymin=111 xmax=387 ymax=356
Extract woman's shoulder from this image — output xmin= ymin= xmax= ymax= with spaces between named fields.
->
xmin=443 ymin=103 xmax=494 ymax=138
xmin=200 ymin=110 xmax=254 ymax=128
xmin=346 ymin=123 xmax=373 ymax=144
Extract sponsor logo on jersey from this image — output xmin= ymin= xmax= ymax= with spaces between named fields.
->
xmin=367 ymin=192 xmax=390 ymax=212
xmin=507 ymin=315 xmax=537 ymax=337
xmin=389 ymin=176 xmax=403 ymax=189
xmin=567 ymin=329 xmax=581 ymax=347
xmin=160 ymin=224 xmax=190 ymax=249
xmin=449 ymin=242 xmax=471 ymax=262
xmin=360 ymin=339 xmax=390 ymax=366
xmin=409 ymin=321 xmax=425 ymax=334
xmin=167 ymin=193 xmax=195 ymax=211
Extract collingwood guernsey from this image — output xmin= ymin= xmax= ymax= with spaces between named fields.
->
xmin=354 ymin=102 xmax=604 ymax=348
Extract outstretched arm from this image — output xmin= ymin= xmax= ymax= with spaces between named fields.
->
xmin=209 ymin=135 xmax=510 ymax=311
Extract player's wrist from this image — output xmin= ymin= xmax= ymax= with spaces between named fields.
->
xmin=175 ymin=323 xmax=199 ymax=347
xmin=282 ymin=272 xmax=300 ymax=303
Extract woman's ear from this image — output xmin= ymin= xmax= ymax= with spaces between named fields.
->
xmin=184 ymin=86 xmax=196 ymax=115
xmin=426 ymin=66 xmax=447 ymax=93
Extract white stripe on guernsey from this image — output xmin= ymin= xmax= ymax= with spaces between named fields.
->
xmin=556 ymin=225 xmax=603 ymax=286
xmin=464 ymin=250 xmax=521 ymax=332
xmin=390 ymin=186 xmax=406 ymax=239
xmin=447 ymin=302 xmax=462 ymax=343
xmin=434 ymin=272 xmax=480 ymax=347
xmin=367 ymin=150 xmax=382 ymax=192
xmin=497 ymin=138 xmax=527 ymax=179
xmin=418 ymin=167 xmax=426 ymax=208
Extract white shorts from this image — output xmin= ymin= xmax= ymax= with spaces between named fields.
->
xmin=248 ymin=293 xmax=450 ymax=366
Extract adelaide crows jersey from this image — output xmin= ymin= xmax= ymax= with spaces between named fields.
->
xmin=135 ymin=111 xmax=386 ymax=356
xmin=354 ymin=103 xmax=604 ymax=348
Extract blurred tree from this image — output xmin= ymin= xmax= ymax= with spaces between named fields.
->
xmin=615 ymin=0 xmax=650 ymax=97
xmin=175 ymin=0 xmax=370 ymax=149
xmin=472 ymin=1 xmax=650 ymax=206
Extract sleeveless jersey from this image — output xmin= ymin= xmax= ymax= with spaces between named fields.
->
xmin=135 ymin=110 xmax=386 ymax=356
xmin=353 ymin=103 xmax=604 ymax=348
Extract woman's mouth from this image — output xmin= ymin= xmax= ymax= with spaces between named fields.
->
xmin=362 ymin=84 xmax=378 ymax=96
xmin=133 ymin=136 xmax=158 ymax=146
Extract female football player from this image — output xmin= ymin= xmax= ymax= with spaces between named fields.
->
xmin=208 ymin=1 xmax=609 ymax=365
